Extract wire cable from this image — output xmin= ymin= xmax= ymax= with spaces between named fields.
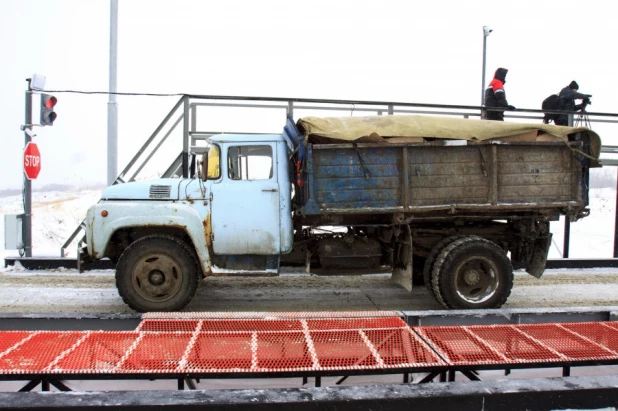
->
xmin=41 ymin=90 xmax=185 ymax=97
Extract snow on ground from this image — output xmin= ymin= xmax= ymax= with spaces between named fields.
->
xmin=0 ymin=189 xmax=103 ymax=260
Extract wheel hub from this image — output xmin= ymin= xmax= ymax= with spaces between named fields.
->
xmin=463 ymin=269 xmax=481 ymax=286
xmin=149 ymin=270 xmax=165 ymax=286
xmin=132 ymin=254 xmax=183 ymax=303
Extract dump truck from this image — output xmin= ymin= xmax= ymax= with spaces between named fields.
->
xmin=80 ymin=115 xmax=602 ymax=312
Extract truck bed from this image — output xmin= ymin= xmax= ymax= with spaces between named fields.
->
xmin=300 ymin=140 xmax=587 ymax=220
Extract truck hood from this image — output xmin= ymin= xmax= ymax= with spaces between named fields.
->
xmin=101 ymin=178 xmax=184 ymax=200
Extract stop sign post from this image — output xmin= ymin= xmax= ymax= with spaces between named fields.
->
xmin=23 ymin=142 xmax=41 ymax=180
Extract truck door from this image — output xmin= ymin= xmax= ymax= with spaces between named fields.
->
xmin=210 ymin=143 xmax=281 ymax=255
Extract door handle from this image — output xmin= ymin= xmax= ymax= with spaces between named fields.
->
xmin=262 ymin=188 xmax=278 ymax=192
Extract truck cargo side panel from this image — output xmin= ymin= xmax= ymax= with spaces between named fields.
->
xmin=303 ymin=142 xmax=585 ymax=216
xmin=408 ymin=146 xmax=489 ymax=207
xmin=312 ymin=146 xmax=403 ymax=210
xmin=497 ymin=145 xmax=577 ymax=203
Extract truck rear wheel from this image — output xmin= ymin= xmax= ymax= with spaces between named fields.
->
xmin=431 ymin=236 xmax=513 ymax=309
xmin=423 ymin=235 xmax=469 ymax=299
xmin=115 ymin=235 xmax=199 ymax=312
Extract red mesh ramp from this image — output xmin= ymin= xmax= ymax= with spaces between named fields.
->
xmin=51 ymin=332 xmax=140 ymax=373
xmin=0 ymin=331 xmax=33 ymax=354
xmin=560 ymin=322 xmax=618 ymax=355
xmin=138 ymin=314 xmax=444 ymax=373
xmin=141 ymin=311 xmax=401 ymax=320
xmin=517 ymin=323 xmax=618 ymax=361
xmin=0 ymin=331 xmax=85 ymax=373
xmin=415 ymin=323 xmax=618 ymax=366
xmin=120 ymin=333 xmax=193 ymax=372
xmin=3 ymin=313 xmax=618 ymax=376
xmin=414 ymin=325 xmax=508 ymax=365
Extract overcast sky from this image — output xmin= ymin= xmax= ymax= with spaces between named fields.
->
xmin=1 ymin=0 xmax=616 ymax=190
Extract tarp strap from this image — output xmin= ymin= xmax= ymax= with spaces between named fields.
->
xmin=353 ymin=143 xmax=371 ymax=179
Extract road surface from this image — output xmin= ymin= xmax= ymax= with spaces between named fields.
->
xmin=0 ymin=268 xmax=617 ymax=313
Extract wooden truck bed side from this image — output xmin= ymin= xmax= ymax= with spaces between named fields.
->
xmin=301 ymin=141 xmax=585 ymax=219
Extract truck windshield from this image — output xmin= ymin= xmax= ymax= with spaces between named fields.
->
xmin=228 ymin=145 xmax=273 ymax=181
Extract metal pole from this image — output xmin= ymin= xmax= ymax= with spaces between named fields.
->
xmin=481 ymin=28 xmax=487 ymax=107
xmin=563 ymin=217 xmax=570 ymax=258
xmin=562 ymin=112 xmax=574 ymax=258
xmin=182 ymin=96 xmax=190 ymax=178
xmin=614 ymin=167 xmax=618 ymax=258
xmin=23 ymin=80 xmax=33 ymax=257
xmin=107 ymin=0 xmax=118 ymax=186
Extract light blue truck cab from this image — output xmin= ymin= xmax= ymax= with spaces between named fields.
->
xmin=84 ymin=133 xmax=294 ymax=312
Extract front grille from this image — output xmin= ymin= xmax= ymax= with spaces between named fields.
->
xmin=149 ymin=185 xmax=172 ymax=199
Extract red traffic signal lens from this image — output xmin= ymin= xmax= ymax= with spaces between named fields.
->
xmin=44 ymin=96 xmax=57 ymax=109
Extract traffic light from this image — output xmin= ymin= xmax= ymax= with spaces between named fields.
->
xmin=40 ymin=93 xmax=57 ymax=126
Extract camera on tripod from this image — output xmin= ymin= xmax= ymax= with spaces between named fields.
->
xmin=582 ymin=95 xmax=592 ymax=110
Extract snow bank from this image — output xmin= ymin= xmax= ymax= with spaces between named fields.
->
xmin=0 ymin=189 xmax=102 ymax=260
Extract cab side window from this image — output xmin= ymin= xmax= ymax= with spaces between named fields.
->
xmin=228 ymin=145 xmax=273 ymax=181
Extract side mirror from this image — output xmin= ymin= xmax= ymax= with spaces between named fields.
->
xmin=200 ymin=152 xmax=208 ymax=181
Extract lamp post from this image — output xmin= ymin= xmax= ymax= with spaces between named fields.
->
xmin=481 ymin=26 xmax=493 ymax=107
xmin=107 ymin=0 xmax=118 ymax=186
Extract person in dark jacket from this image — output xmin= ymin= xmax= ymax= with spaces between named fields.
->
xmin=483 ymin=68 xmax=516 ymax=121
xmin=555 ymin=81 xmax=592 ymax=126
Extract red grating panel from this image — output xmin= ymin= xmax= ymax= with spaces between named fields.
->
xmin=120 ymin=333 xmax=192 ymax=372
xmin=414 ymin=326 xmax=506 ymax=365
xmin=7 ymin=314 xmax=618 ymax=376
xmin=51 ymin=332 xmax=140 ymax=373
xmin=364 ymin=328 xmax=442 ymax=366
xmin=142 ymin=311 xmax=401 ymax=320
xmin=201 ymin=319 xmax=304 ymax=332
xmin=0 ymin=331 xmax=33 ymax=354
xmin=465 ymin=325 xmax=563 ymax=363
xmin=138 ymin=320 xmax=200 ymax=332
xmin=306 ymin=317 xmax=407 ymax=330
xmin=560 ymin=322 xmax=618 ymax=355
xmin=256 ymin=332 xmax=314 ymax=370
xmin=184 ymin=332 xmax=253 ymax=371
xmin=311 ymin=330 xmax=378 ymax=369
xmin=0 ymin=332 xmax=84 ymax=373
xmin=599 ymin=321 xmax=618 ymax=332
xmin=517 ymin=324 xmax=616 ymax=361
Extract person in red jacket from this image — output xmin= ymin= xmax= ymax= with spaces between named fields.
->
xmin=483 ymin=68 xmax=516 ymax=121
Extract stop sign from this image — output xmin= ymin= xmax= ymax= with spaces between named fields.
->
xmin=23 ymin=142 xmax=41 ymax=180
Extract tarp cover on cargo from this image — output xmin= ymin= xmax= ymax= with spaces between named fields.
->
xmin=297 ymin=115 xmax=601 ymax=165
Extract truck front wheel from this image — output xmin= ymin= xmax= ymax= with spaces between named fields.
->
xmin=431 ymin=236 xmax=513 ymax=309
xmin=115 ymin=235 xmax=199 ymax=312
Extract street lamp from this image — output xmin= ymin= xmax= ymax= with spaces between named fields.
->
xmin=481 ymin=26 xmax=493 ymax=107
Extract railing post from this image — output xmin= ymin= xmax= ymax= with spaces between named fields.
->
xmin=287 ymin=100 xmax=294 ymax=119
xmin=614 ymin=169 xmax=618 ymax=258
xmin=563 ymin=218 xmax=570 ymax=258
xmin=182 ymin=95 xmax=190 ymax=178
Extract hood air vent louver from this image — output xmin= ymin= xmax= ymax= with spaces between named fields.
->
xmin=149 ymin=185 xmax=172 ymax=199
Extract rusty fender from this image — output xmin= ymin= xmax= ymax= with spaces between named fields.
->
xmin=85 ymin=201 xmax=212 ymax=275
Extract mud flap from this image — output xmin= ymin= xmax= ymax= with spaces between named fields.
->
xmin=526 ymin=234 xmax=552 ymax=279
xmin=391 ymin=225 xmax=413 ymax=292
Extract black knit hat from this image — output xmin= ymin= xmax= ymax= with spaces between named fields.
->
xmin=569 ymin=80 xmax=579 ymax=90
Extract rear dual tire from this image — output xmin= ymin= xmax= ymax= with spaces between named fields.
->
xmin=427 ymin=236 xmax=513 ymax=309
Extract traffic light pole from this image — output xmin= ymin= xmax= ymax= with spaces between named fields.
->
xmin=23 ymin=79 xmax=33 ymax=257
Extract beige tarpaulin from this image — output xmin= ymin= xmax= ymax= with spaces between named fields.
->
xmin=297 ymin=115 xmax=602 ymax=165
